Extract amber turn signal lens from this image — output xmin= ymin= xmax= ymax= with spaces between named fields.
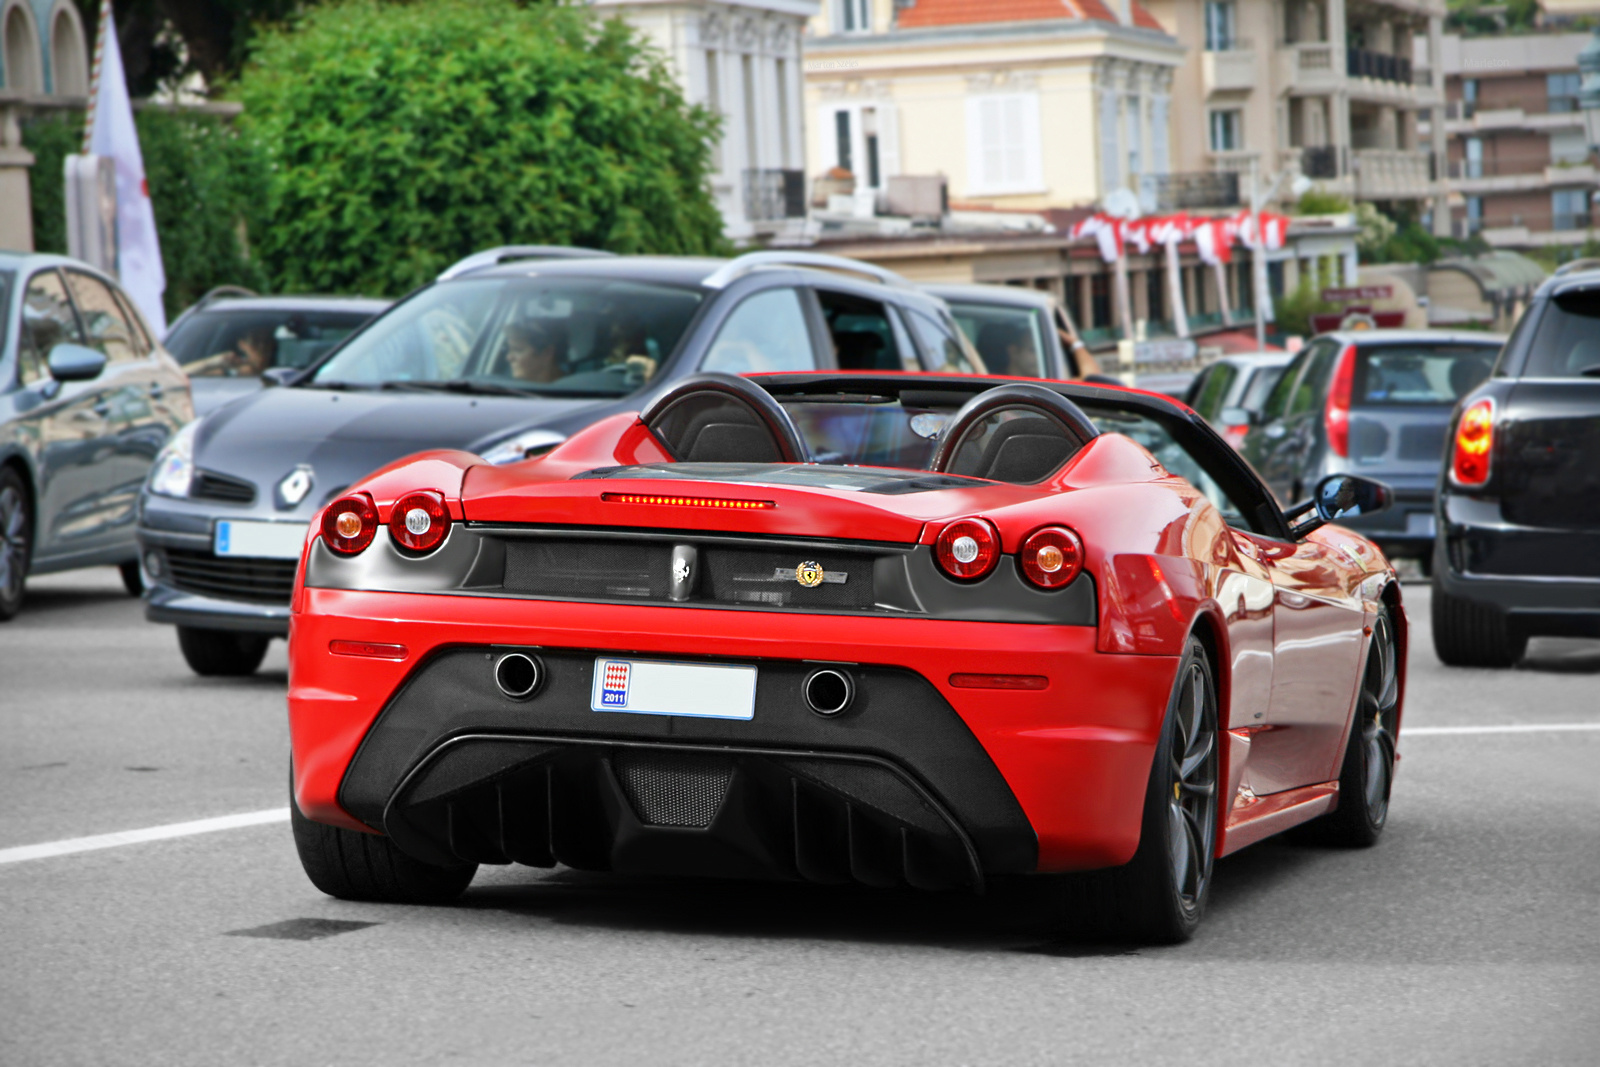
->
xmin=1020 ymin=526 xmax=1084 ymax=589
xmin=321 ymin=492 xmax=378 ymax=555
xmin=388 ymin=490 xmax=449 ymax=553
xmin=935 ymin=517 xmax=1001 ymax=581
xmin=1451 ymin=398 xmax=1494 ymax=487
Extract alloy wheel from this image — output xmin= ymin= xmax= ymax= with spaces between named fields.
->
xmin=1359 ymin=614 xmax=1400 ymax=822
xmin=1167 ymin=662 xmax=1218 ymax=910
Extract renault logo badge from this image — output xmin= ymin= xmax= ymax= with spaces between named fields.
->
xmin=795 ymin=561 xmax=825 ymax=588
xmin=276 ymin=465 xmax=314 ymax=509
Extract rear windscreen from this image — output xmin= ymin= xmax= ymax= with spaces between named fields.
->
xmin=1525 ymin=289 xmax=1600 ymax=379
xmin=1353 ymin=344 xmax=1498 ymax=406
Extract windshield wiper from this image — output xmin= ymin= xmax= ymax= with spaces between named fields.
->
xmin=1578 ymin=364 xmax=1600 ymax=378
xmin=377 ymin=379 xmax=535 ymax=397
xmin=305 ymin=379 xmax=382 ymax=391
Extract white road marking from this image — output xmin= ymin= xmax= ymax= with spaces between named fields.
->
xmin=2 ymin=724 xmax=1597 ymax=866
xmin=1405 ymin=723 xmax=1600 ymax=737
xmin=0 ymin=808 xmax=288 ymax=866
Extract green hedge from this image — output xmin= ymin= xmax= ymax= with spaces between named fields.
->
xmin=24 ymin=109 xmax=266 ymax=320
xmin=233 ymin=0 xmax=727 ymax=297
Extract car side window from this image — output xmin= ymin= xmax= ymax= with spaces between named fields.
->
xmin=1191 ymin=363 xmax=1237 ymax=419
xmin=63 ymin=271 xmax=141 ymax=364
xmin=112 ymin=290 xmax=154 ymax=358
xmin=1259 ymin=350 xmax=1308 ymax=423
xmin=1287 ymin=340 xmax=1339 ymax=417
xmin=906 ymin=307 xmax=983 ymax=373
xmin=817 ymin=290 xmax=917 ymax=371
xmin=19 ymin=269 xmax=83 ymax=386
xmin=701 ymin=288 xmax=816 ymax=374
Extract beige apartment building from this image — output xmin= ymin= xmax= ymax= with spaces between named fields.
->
xmin=801 ymin=0 xmax=1185 ymax=212
xmin=1145 ymin=0 xmax=1449 ymax=226
xmin=1419 ymin=32 xmax=1596 ymax=248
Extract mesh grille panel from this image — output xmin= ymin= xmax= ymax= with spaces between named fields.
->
xmin=614 ymin=752 xmax=734 ymax=828
xmin=702 ymin=547 xmax=875 ymax=609
xmin=191 ymin=471 xmax=257 ymax=504
xmin=503 ymin=540 xmax=671 ymax=600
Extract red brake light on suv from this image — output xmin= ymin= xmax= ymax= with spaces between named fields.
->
xmin=1325 ymin=344 xmax=1357 ymax=457
xmin=1451 ymin=397 xmax=1495 ymax=487
xmin=321 ymin=493 xmax=379 ymax=555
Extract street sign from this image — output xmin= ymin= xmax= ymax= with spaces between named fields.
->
xmin=1322 ymin=285 xmax=1393 ymax=302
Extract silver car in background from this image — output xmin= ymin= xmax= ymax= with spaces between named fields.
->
xmin=1185 ymin=351 xmax=1296 ymax=449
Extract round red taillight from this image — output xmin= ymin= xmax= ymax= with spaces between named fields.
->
xmin=1451 ymin=398 xmax=1494 ymax=487
xmin=935 ymin=517 xmax=1001 ymax=581
xmin=1020 ymin=526 xmax=1084 ymax=589
xmin=321 ymin=492 xmax=378 ymax=555
xmin=388 ymin=490 xmax=449 ymax=553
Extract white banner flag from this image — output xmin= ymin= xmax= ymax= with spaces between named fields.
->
xmin=84 ymin=0 xmax=167 ymax=335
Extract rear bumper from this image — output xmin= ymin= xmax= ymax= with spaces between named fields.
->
xmin=289 ymin=589 xmax=1181 ymax=879
xmin=1435 ymin=493 xmax=1600 ymax=633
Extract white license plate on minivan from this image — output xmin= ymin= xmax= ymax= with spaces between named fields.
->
xmin=213 ymin=520 xmax=307 ymax=560
xmin=591 ymin=658 xmax=757 ymax=720
xmin=1406 ymin=512 xmax=1436 ymax=537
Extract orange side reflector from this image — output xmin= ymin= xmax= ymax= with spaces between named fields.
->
xmin=329 ymin=640 xmax=409 ymax=660
xmin=601 ymin=493 xmax=775 ymax=510
xmin=949 ymin=673 xmax=1049 ymax=690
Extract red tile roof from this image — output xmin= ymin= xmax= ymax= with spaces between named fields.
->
xmin=895 ymin=0 xmax=1166 ymax=31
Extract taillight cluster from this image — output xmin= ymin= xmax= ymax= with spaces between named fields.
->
xmin=1324 ymin=344 xmax=1357 ymax=458
xmin=934 ymin=519 xmax=1084 ymax=590
xmin=1451 ymin=398 xmax=1495 ymax=487
xmin=321 ymin=489 xmax=451 ymax=556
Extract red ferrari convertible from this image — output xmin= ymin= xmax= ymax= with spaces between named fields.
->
xmin=287 ymin=372 xmax=1405 ymax=942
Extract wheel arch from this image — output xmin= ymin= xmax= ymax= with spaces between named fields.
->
xmin=1379 ymin=579 xmax=1408 ymax=733
xmin=0 ymin=451 xmax=38 ymax=546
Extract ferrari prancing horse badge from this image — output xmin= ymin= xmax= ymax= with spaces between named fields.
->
xmin=795 ymin=561 xmax=825 ymax=588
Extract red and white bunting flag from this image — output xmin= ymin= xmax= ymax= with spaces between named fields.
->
xmin=84 ymin=0 xmax=166 ymax=334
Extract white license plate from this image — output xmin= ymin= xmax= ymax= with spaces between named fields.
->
xmin=1406 ymin=512 xmax=1437 ymax=537
xmin=591 ymin=658 xmax=757 ymax=720
xmin=213 ymin=520 xmax=307 ymax=560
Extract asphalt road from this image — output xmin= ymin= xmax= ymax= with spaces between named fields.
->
xmin=2 ymin=570 xmax=1597 ymax=1066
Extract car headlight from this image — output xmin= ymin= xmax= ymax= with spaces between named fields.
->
xmin=148 ymin=419 xmax=200 ymax=498
xmin=479 ymin=429 xmax=567 ymax=466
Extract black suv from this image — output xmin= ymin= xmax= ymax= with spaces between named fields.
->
xmin=1433 ymin=269 xmax=1600 ymax=666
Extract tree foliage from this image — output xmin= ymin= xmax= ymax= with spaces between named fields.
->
xmin=1292 ymin=189 xmax=1351 ymax=216
xmin=1274 ymin=276 xmax=1337 ymax=337
xmin=23 ymin=109 xmax=266 ymax=317
xmin=233 ymin=0 xmax=727 ymax=297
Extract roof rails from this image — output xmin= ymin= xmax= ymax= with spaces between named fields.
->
xmin=701 ymin=251 xmax=912 ymax=291
xmin=436 ymin=245 xmax=616 ymax=282
xmin=193 ymin=285 xmax=258 ymax=308
xmin=1553 ymin=257 xmax=1600 ymax=278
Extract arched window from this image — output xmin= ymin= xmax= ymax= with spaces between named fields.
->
xmin=49 ymin=2 xmax=88 ymax=96
xmin=2 ymin=1 xmax=43 ymax=93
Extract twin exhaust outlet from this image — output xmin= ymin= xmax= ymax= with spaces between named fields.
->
xmin=492 ymin=653 xmax=855 ymax=717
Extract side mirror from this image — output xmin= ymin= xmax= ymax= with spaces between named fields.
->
xmin=1287 ymin=474 xmax=1392 ymax=539
xmin=260 ymin=367 xmax=300 ymax=388
xmin=47 ymin=343 xmax=109 ymax=383
xmin=1219 ymin=406 xmax=1255 ymax=428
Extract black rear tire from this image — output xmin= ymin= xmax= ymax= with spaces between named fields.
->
xmin=291 ymin=779 xmax=477 ymax=904
xmin=119 ymin=560 xmax=144 ymax=597
xmin=1060 ymin=637 xmax=1219 ymax=944
xmin=1431 ymin=584 xmax=1526 ymax=668
xmin=0 ymin=468 xmax=32 ymax=622
xmin=177 ymin=626 xmax=270 ymax=676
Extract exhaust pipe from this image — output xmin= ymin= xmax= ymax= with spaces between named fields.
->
xmin=494 ymin=652 xmax=543 ymax=700
xmin=803 ymin=668 xmax=854 ymax=717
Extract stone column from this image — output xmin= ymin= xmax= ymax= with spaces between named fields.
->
xmin=1428 ymin=14 xmax=1451 ymax=236
xmin=0 ymin=104 xmax=36 ymax=253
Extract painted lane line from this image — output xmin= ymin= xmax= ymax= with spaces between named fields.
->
xmin=0 ymin=808 xmax=288 ymax=866
xmin=1405 ymin=723 xmax=1600 ymax=737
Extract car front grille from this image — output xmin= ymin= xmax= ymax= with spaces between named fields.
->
xmin=500 ymin=538 xmax=879 ymax=611
xmin=164 ymin=548 xmax=297 ymax=604
xmin=191 ymin=471 xmax=257 ymax=505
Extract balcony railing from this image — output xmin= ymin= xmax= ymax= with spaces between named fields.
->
xmin=1139 ymin=171 xmax=1241 ymax=211
xmin=1301 ymin=145 xmax=1341 ymax=179
xmin=1448 ymin=157 xmax=1550 ymax=180
xmin=1352 ymin=149 xmax=1433 ymax=198
xmin=1346 ymin=47 xmax=1412 ymax=86
xmin=743 ymin=168 xmax=806 ymax=222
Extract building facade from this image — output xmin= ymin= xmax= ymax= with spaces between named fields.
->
xmin=593 ymin=0 xmax=819 ymax=243
xmin=801 ymin=0 xmax=1186 ymax=212
xmin=1146 ymin=0 xmax=1448 ymax=224
xmin=1420 ymin=32 xmax=1596 ymax=248
xmin=1 ymin=0 xmax=90 ymax=251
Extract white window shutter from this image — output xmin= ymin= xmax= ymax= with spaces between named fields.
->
xmin=820 ymin=105 xmax=841 ymax=171
xmin=1019 ymin=93 xmax=1042 ymax=189
xmin=1099 ymin=92 xmax=1121 ymax=193
xmin=1151 ymin=97 xmax=1170 ymax=175
xmin=877 ymin=101 xmax=901 ymax=182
